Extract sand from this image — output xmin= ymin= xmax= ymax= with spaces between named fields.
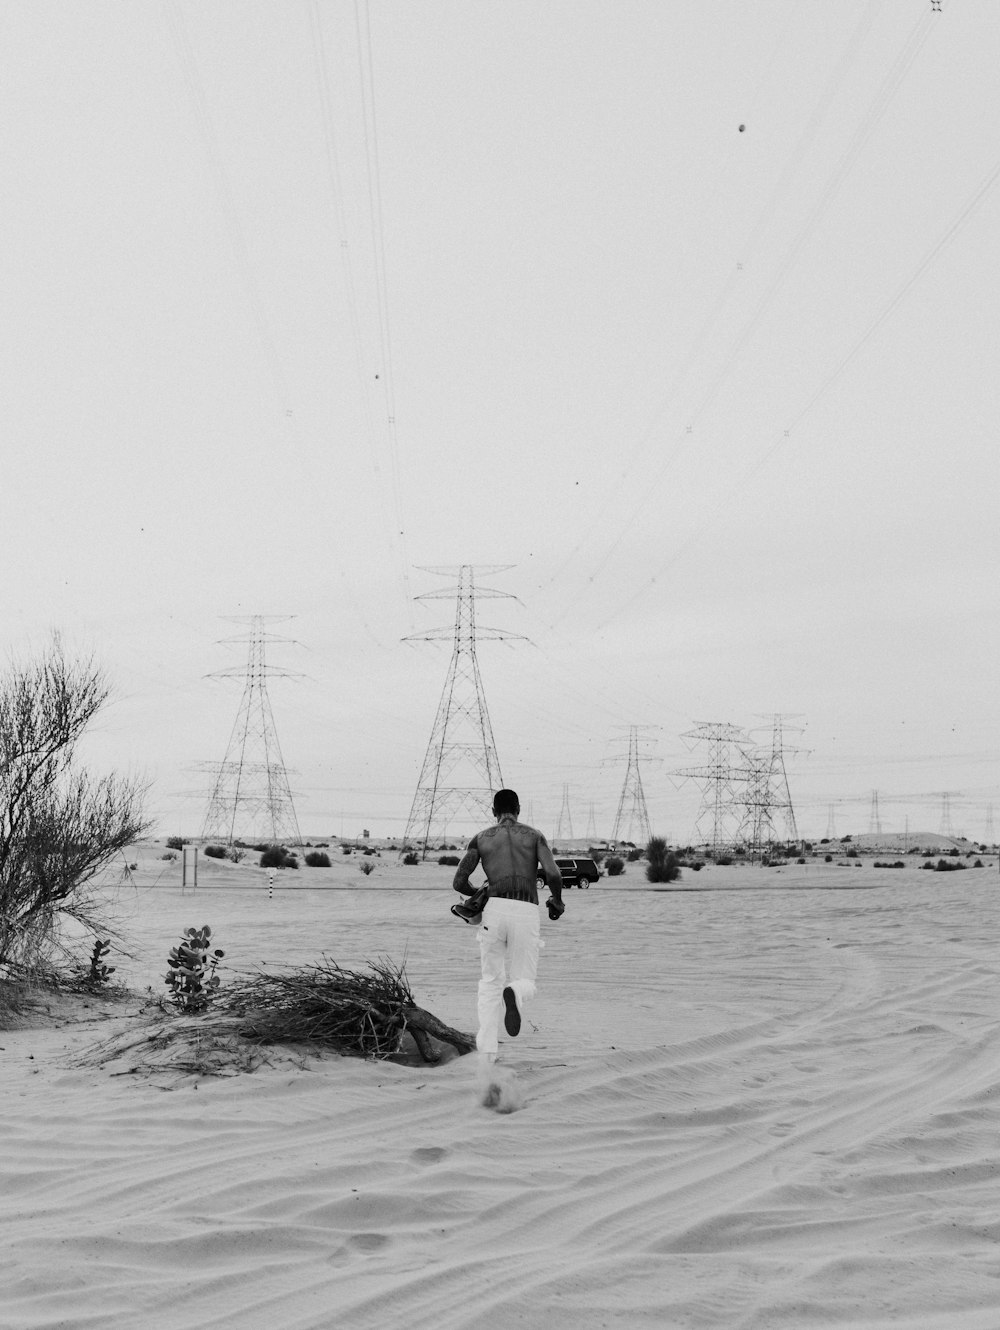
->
xmin=1 ymin=848 xmax=998 ymax=1329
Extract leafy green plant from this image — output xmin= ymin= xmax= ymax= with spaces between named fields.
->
xmin=164 ymin=925 xmax=224 ymax=1012
xmin=87 ymin=938 xmax=115 ymax=986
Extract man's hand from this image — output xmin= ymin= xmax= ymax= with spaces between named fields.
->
xmin=546 ymin=896 xmax=565 ymax=920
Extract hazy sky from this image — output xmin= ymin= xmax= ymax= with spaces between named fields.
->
xmin=3 ymin=0 xmax=998 ymax=843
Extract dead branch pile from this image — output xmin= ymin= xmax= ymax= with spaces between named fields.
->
xmin=220 ymin=957 xmax=475 ymax=1063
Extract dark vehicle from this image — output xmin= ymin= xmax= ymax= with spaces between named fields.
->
xmin=553 ymin=856 xmax=602 ymax=889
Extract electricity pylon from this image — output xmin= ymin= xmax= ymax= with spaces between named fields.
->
xmin=938 ymin=791 xmax=958 ymax=838
xmin=736 ymin=714 xmax=803 ymax=855
xmin=677 ymin=721 xmax=747 ymax=849
xmin=608 ymin=726 xmax=656 ymax=845
xmin=403 ymin=565 xmax=523 ymax=853
xmin=555 ymin=784 xmax=574 ymax=841
xmin=585 ymin=801 xmax=597 ymax=842
xmin=869 ymin=789 xmax=882 ymax=837
xmin=201 ymin=615 xmax=302 ymax=846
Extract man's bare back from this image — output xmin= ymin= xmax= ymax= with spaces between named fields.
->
xmin=453 ymin=813 xmax=563 ymax=902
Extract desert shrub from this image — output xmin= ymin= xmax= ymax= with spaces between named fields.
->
xmin=874 ymin=861 xmax=906 ymax=868
xmin=359 ymin=860 xmax=375 ymax=876
xmin=796 ymin=857 xmax=806 ymax=864
xmin=948 ymin=847 xmax=959 ymax=857
xmin=166 ymin=836 xmax=186 ymax=851
xmin=715 ymin=854 xmax=734 ymax=866
xmin=626 ymin=848 xmax=643 ymax=862
xmin=605 ymin=855 xmax=625 ymax=876
xmin=690 ymin=862 xmax=703 ymax=871
xmin=438 ymin=855 xmax=460 ymax=866
xmin=86 ymin=939 xmax=115 ymax=987
xmin=226 ymin=847 xmax=245 ymax=863
xmin=974 ymin=859 xmax=984 ymax=868
xmin=363 ymin=848 xmax=376 ymax=856
xmin=402 ymin=852 xmax=420 ymax=866
xmin=161 ymin=852 xmax=178 ymax=861
xmin=304 ymin=851 xmax=332 ymax=868
xmin=0 ymin=638 xmax=149 ymax=973
xmin=164 ymin=925 xmax=224 ymax=1012
xmin=202 ymin=844 xmax=227 ymax=859
xmin=260 ymin=846 xmax=298 ymax=870
xmin=645 ymin=837 xmax=680 ymax=884
xmin=342 ymin=845 xmax=352 ymax=855
xmin=934 ymin=858 xmax=966 ymax=872
xmin=824 ymin=854 xmax=833 ymax=862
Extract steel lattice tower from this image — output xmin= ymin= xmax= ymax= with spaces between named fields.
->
xmin=201 ymin=616 xmax=302 ymax=846
xmin=938 ymin=791 xmax=958 ymax=838
xmin=869 ymin=790 xmax=882 ymax=838
xmin=585 ymin=801 xmax=597 ymax=843
xmin=555 ymin=784 xmax=574 ymax=841
xmin=403 ymin=565 xmax=523 ymax=852
xmin=736 ymin=714 xmax=803 ymax=855
xmin=677 ymin=721 xmax=747 ymax=849
xmin=610 ymin=726 xmax=655 ymax=845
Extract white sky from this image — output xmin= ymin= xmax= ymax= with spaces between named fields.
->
xmin=3 ymin=0 xmax=998 ymax=843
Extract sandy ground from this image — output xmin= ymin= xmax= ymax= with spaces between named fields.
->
xmin=1 ymin=848 xmax=998 ymax=1329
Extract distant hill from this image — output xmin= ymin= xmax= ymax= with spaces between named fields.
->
xmin=836 ymin=832 xmax=987 ymax=853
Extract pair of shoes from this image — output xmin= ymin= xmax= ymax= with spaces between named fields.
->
xmin=502 ymin=986 xmax=521 ymax=1037
xmin=451 ymin=884 xmax=489 ymax=924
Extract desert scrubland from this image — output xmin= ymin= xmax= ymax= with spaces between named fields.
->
xmin=2 ymin=845 xmax=998 ymax=1329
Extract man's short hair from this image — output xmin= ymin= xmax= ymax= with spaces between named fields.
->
xmin=492 ymin=788 xmax=520 ymax=817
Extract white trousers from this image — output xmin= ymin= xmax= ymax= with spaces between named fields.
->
xmin=476 ymin=897 xmax=541 ymax=1055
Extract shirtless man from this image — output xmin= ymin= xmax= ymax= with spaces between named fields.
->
xmin=453 ymin=789 xmax=564 ymax=1059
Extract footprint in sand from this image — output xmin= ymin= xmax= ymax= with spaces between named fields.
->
xmin=410 ymin=1146 xmax=448 ymax=1165
xmin=349 ymin=1232 xmax=391 ymax=1253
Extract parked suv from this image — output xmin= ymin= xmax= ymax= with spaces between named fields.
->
xmin=552 ymin=856 xmax=602 ymax=889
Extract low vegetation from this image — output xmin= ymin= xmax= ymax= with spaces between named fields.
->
xmin=645 ymin=837 xmax=681 ymax=884
xmin=259 ymin=846 xmax=298 ymax=870
xmin=164 ymin=925 xmax=224 ymax=1012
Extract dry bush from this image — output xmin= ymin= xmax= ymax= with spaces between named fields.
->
xmin=0 ymin=638 xmax=148 ymax=975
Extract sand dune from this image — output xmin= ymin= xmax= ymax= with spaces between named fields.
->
xmin=1 ymin=854 xmax=998 ymax=1328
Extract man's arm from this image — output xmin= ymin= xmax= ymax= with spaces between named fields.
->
xmin=452 ymin=836 xmax=481 ymax=896
xmin=537 ymin=833 xmax=563 ymax=902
